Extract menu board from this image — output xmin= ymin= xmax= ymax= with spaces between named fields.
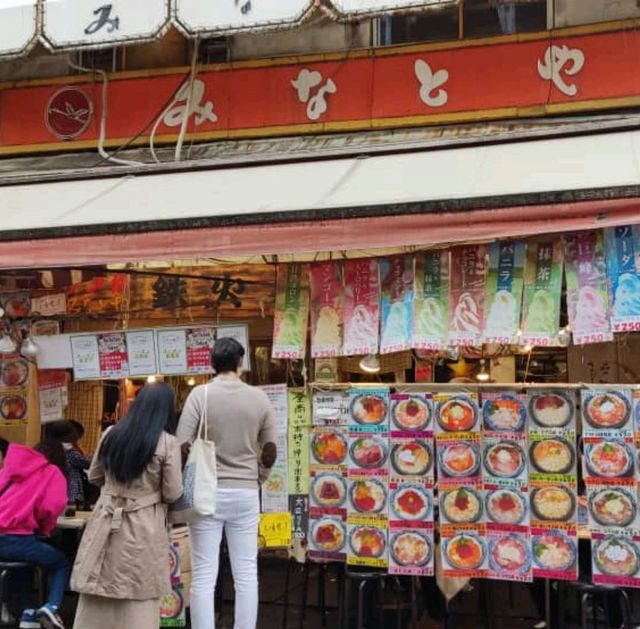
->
xmin=343 ymin=260 xmax=381 ymax=357
xmin=482 ymin=392 xmax=531 ymax=582
xmin=484 ymin=242 xmax=525 ymax=345
xmin=582 ymin=389 xmax=640 ymax=587
xmin=70 ymin=334 xmax=101 ymax=380
xmin=97 ymin=332 xmax=129 ymax=379
xmin=156 ymin=329 xmax=188 ymax=375
xmin=436 ymin=392 xmax=486 ymax=578
xmin=565 ymin=231 xmax=613 ymax=346
xmin=308 ymin=394 xmax=349 ymax=562
xmin=126 ymin=330 xmax=158 ymax=376
xmin=185 ymin=327 xmax=215 ymax=374
xmin=388 ymin=393 xmax=434 ymax=576
xmin=310 ymin=261 xmax=344 ymax=358
xmin=261 ymin=385 xmax=289 ymax=514
xmin=379 ymin=256 xmax=414 ymax=355
xmin=413 ymin=250 xmax=450 ymax=351
xmin=272 ymin=264 xmax=310 ymax=360
xmin=520 ymin=241 xmax=563 ymax=347
xmin=528 ymin=390 xmax=578 ymax=581
xmin=448 ymin=246 xmax=487 ymax=347
xmin=346 ymin=388 xmax=389 ymax=568
xmin=288 ymin=389 xmax=311 ymax=545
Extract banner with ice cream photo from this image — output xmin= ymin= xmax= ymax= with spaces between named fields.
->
xmin=448 ymin=245 xmax=487 ymax=347
xmin=414 ymin=250 xmax=450 ymax=350
xmin=520 ymin=241 xmax=563 ymax=347
xmin=310 ymin=261 xmax=344 ymax=358
xmin=484 ymin=242 xmax=525 ymax=345
xmin=565 ymin=231 xmax=613 ymax=346
xmin=380 ymin=255 xmax=414 ymax=354
xmin=604 ymin=225 xmax=640 ymax=333
xmin=343 ymin=259 xmax=381 ymax=357
xmin=272 ymin=264 xmax=310 ymax=360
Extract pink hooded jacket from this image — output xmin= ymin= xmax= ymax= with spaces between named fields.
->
xmin=0 ymin=445 xmax=67 ymax=536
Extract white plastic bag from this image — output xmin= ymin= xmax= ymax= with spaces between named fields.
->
xmin=169 ymin=385 xmax=217 ymax=522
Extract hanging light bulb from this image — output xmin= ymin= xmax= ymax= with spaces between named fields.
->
xmin=186 ymin=377 xmax=196 ymax=386
xmin=147 ymin=375 xmax=157 ymax=384
xmin=20 ymin=331 xmax=39 ymax=358
xmin=0 ymin=333 xmax=15 ymax=354
xmin=359 ymin=354 xmax=381 ymax=374
xmin=476 ymin=359 xmax=490 ymax=382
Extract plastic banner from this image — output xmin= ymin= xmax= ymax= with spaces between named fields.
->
xmin=272 ymin=264 xmax=310 ymax=360
xmin=310 ymin=261 xmax=344 ymax=358
xmin=413 ymin=249 xmax=450 ymax=351
xmin=380 ymin=255 xmax=414 ymax=354
xmin=343 ymin=259 xmax=380 ymax=357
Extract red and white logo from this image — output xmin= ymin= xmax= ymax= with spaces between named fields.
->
xmin=45 ymin=87 xmax=93 ymax=140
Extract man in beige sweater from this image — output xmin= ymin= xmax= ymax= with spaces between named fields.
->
xmin=177 ymin=338 xmax=277 ymax=629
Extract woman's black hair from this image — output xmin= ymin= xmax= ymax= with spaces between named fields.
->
xmin=99 ymin=382 xmax=176 ymax=485
xmin=212 ymin=337 xmax=245 ymax=373
xmin=68 ymin=420 xmax=85 ymax=439
xmin=34 ymin=439 xmax=69 ymax=477
xmin=47 ymin=420 xmax=75 ymax=443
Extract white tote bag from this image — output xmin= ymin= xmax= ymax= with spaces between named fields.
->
xmin=169 ymin=385 xmax=218 ymax=522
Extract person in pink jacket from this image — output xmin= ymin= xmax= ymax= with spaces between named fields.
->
xmin=0 ymin=440 xmax=69 ymax=629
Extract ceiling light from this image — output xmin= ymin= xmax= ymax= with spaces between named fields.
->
xmin=20 ymin=334 xmax=39 ymax=358
xmin=187 ymin=377 xmax=196 ymax=386
xmin=0 ymin=334 xmax=15 ymax=354
xmin=524 ymin=344 xmax=533 ymax=353
xmin=359 ymin=354 xmax=381 ymax=374
xmin=476 ymin=359 xmax=490 ymax=382
xmin=147 ymin=375 xmax=157 ymax=383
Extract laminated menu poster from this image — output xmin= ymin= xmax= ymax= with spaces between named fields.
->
xmin=288 ymin=390 xmax=311 ymax=544
xmin=388 ymin=393 xmax=434 ymax=576
xmin=185 ymin=327 xmax=214 ymax=374
xmin=482 ymin=392 xmax=531 ymax=582
xmin=448 ymin=245 xmax=487 ymax=347
xmin=126 ymin=329 xmax=158 ymax=377
xmin=435 ymin=392 xmax=487 ymax=578
xmin=379 ymin=256 xmax=414 ymax=355
xmin=605 ymin=225 xmax=640 ymax=333
xmin=312 ymin=391 xmax=349 ymax=426
xmin=565 ymin=231 xmax=613 ymax=346
xmin=156 ymin=329 xmax=188 ymax=375
xmin=413 ymin=250 xmax=450 ymax=351
xmin=528 ymin=390 xmax=578 ymax=581
xmin=343 ymin=259 xmax=380 ymax=357
xmin=308 ymin=394 xmax=348 ymax=562
xmin=97 ymin=332 xmax=129 ymax=379
xmin=483 ymin=241 xmax=526 ymax=345
xmin=70 ymin=334 xmax=101 ymax=380
xmin=261 ymin=385 xmax=289 ymax=514
xmin=347 ymin=388 xmax=389 ymax=568
xmin=272 ymin=264 xmax=310 ymax=360
xmin=520 ymin=241 xmax=563 ymax=348
xmin=582 ymin=389 xmax=640 ymax=587
xmin=310 ymin=261 xmax=344 ymax=358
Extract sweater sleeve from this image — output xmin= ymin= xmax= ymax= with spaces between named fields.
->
xmin=87 ymin=435 xmax=106 ymax=487
xmin=162 ymin=435 xmax=183 ymax=504
xmin=176 ymin=386 xmax=204 ymax=445
xmin=36 ymin=469 xmax=68 ymax=536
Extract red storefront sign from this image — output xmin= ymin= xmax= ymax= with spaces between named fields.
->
xmin=0 ymin=24 xmax=638 ymax=155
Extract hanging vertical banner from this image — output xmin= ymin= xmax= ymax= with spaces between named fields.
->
xmin=565 ymin=231 xmax=613 ymax=346
xmin=481 ymin=392 xmax=532 ymax=583
xmin=528 ymin=389 xmax=578 ymax=581
xmin=448 ymin=245 xmax=487 ymax=347
xmin=272 ymin=264 xmax=310 ymax=360
xmin=413 ymin=250 xmax=450 ymax=351
xmin=310 ymin=261 xmax=344 ymax=358
xmin=388 ymin=393 xmax=434 ymax=576
xmin=605 ymin=225 xmax=640 ymax=333
xmin=380 ymin=255 xmax=414 ymax=355
xmin=521 ymin=240 xmax=564 ymax=347
xmin=261 ymin=385 xmax=289 ymax=513
xmin=484 ymin=242 xmax=526 ymax=345
xmin=343 ymin=259 xmax=381 ymax=357
xmin=288 ymin=389 xmax=311 ymax=545
xmin=347 ymin=388 xmax=390 ymax=569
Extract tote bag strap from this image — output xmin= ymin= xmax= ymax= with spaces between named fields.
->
xmin=196 ymin=384 xmax=209 ymax=442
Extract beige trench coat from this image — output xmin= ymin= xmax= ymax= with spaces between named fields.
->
xmin=71 ymin=431 xmax=183 ymax=600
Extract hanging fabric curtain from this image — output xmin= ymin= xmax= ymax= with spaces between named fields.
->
xmin=41 ymin=0 xmax=171 ymax=51
xmin=174 ymin=0 xmax=314 ymax=36
xmin=331 ymin=0 xmax=458 ymax=18
xmin=0 ymin=0 xmax=38 ymax=59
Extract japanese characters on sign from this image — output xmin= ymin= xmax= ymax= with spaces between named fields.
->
xmin=272 ymin=264 xmax=310 ymax=360
xmin=42 ymin=0 xmax=170 ymax=50
xmin=310 ymin=261 xmax=344 ymax=358
xmin=380 ymin=256 xmax=414 ymax=355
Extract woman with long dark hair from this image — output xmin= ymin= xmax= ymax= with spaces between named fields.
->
xmin=71 ymin=383 xmax=182 ymax=629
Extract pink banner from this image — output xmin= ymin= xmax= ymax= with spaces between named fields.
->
xmin=343 ymin=259 xmax=380 ymax=357
xmin=310 ymin=261 xmax=344 ymax=358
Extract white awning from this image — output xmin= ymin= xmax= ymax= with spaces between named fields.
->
xmin=0 ymin=0 xmax=38 ymax=58
xmin=332 ymin=0 xmax=457 ymax=18
xmin=174 ymin=0 xmax=313 ymax=35
xmin=2 ymin=129 xmax=640 ymax=235
xmin=42 ymin=0 xmax=171 ymax=51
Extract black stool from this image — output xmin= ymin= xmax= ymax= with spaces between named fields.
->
xmin=559 ymin=582 xmax=633 ymax=629
xmin=0 ymin=561 xmax=44 ymax=625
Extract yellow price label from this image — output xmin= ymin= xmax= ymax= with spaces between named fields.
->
xmin=258 ymin=513 xmax=292 ymax=549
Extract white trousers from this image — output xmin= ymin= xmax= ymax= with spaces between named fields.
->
xmin=189 ymin=488 xmax=260 ymax=629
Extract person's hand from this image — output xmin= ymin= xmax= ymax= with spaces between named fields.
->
xmin=180 ymin=442 xmax=191 ymax=467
